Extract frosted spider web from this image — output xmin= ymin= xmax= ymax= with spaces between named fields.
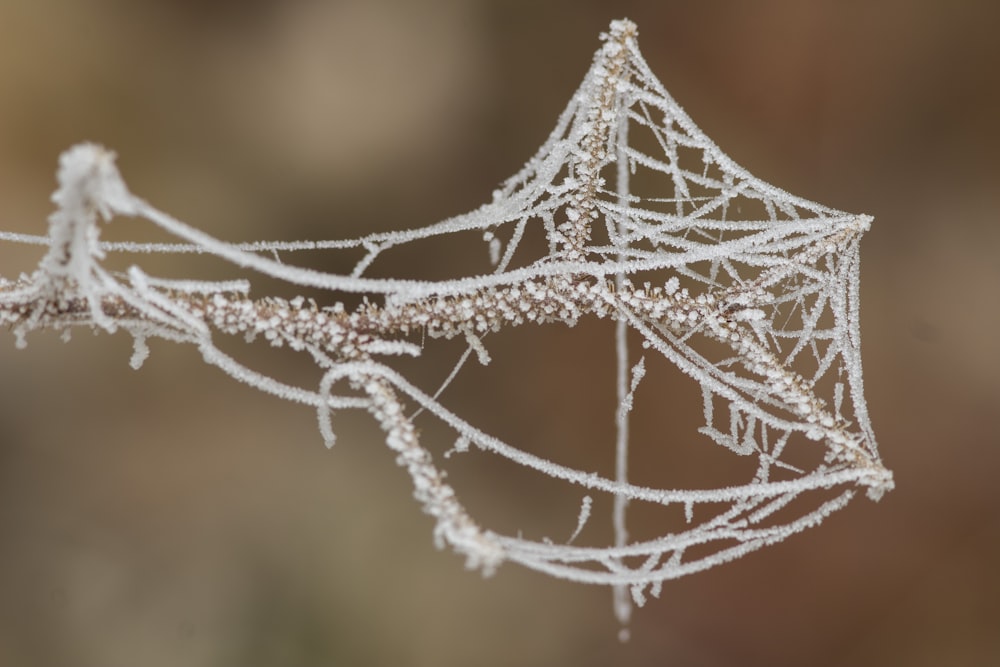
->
xmin=0 ymin=19 xmax=892 ymax=629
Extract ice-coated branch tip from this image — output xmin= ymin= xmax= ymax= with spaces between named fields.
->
xmin=41 ymin=144 xmax=137 ymax=285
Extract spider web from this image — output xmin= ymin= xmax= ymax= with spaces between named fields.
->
xmin=312 ymin=21 xmax=892 ymax=620
xmin=327 ymin=19 xmax=893 ymax=605
xmin=1 ymin=19 xmax=892 ymax=627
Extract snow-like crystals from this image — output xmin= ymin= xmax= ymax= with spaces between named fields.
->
xmin=0 ymin=18 xmax=891 ymax=630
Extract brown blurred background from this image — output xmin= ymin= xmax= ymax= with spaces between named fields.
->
xmin=1 ymin=1 xmax=998 ymax=666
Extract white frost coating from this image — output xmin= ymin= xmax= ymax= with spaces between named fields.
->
xmin=568 ymin=495 xmax=593 ymax=544
xmin=444 ymin=435 xmax=471 ymax=459
xmin=1 ymin=19 xmax=892 ymax=628
xmin=129 ymin=335 xmax=149 ymax=370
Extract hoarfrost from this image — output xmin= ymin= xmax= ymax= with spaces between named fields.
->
xmin=0 ymin=19 xmax=891 ymax=631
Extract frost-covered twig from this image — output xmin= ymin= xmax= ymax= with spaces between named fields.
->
xmin=1 ymin=19 xmax=891 ymax=629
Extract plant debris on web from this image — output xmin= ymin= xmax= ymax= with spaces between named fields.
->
xmin=0 ymin=19 xmax=892 ymax=631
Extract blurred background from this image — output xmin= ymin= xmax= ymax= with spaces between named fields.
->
xmin=1 ymin=1 xmax=998 ymax=666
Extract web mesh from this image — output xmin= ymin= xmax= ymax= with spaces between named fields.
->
xmin=333 ymin=19 xmax=892 ymax=592
xmin=0 ymin=19 xmax=891 ymax=624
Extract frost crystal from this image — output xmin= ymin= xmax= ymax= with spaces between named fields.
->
xmin=0 ymin=19 xmax=891 ymax=628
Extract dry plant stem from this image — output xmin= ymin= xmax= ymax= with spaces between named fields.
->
xmin=1 ymin=18 xmax=893 ymax=628
xmin=360 ymin=373 xmax=504 ymax=573
xmin=1 ymin=236 xmax=890 ymax=486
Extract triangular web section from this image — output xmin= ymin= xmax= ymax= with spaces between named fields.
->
xmin=450 ymin=20 xmax=880 ymax=464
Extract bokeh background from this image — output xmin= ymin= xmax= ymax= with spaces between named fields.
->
xmin=1 ymin=1 xmax=998 ymax=666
